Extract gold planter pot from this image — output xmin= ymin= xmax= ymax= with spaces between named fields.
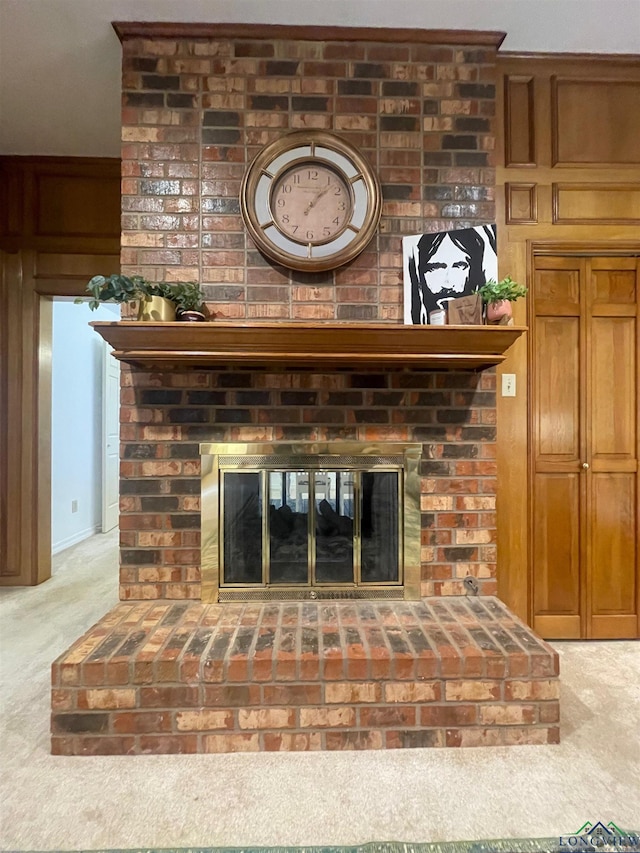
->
xmin=137 ymin=295 xmax=176 ymax=322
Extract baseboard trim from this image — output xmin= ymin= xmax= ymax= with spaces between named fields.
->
xmin=51 ymin=524 xmax=101 ymax=556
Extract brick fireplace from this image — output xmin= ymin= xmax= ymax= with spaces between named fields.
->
xmin=50 ymin=23 xmax=559 ymax=755
xmin=116 ymin=364 xmax=499 ymax=602
xmin=116 ymin=21 xmax=504 ymax=601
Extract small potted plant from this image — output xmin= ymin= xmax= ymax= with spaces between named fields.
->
xmin=76 ymin=273 xmax=176 ymax=320
xmin=76 ymin=274 xmax=206 ymax=322
xmin=168 ymin=280 xmax=206 ymax=322
xmin=478 ymin=276 xmax=528 ymax=324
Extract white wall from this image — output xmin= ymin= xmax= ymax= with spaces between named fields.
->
xmin=51 ymin=300 xmax=119 ymax=555
xmin=1 ymin=1 xmax=639 ymax=156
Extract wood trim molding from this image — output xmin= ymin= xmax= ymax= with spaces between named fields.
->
xmin=112 ymin=21 xmax=506 ymax=47
xmin=90 ymin=321 xmax=525 ymax=370
xmin=499 ymin=51 xmax=640 ymax=64
xmin=0 ymin=154 xmax=121 ymax=585
xmin=530 ymin=240 xmax=640 ymax=255
xmin=0 ymin=252 xmax=20 ymax=579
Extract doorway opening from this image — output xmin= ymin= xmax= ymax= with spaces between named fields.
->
xmin=50 ymin=298 xmax=120 ymax=559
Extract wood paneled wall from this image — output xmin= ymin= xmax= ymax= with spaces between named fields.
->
xmin=0 ymin=157 xmax=120 ymax=585
xmin=495 ymin=54 xmax=640 ymax=625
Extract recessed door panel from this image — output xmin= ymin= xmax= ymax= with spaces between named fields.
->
xmin=591 ymin=317 xmax=637 ymax=465
xmin=552 ymin=79 xmax=640 ymax=166
xmin=533 ymin=473 xmax=581 ymax=617
xmin=533 ymin=262 xmax=580 ymax=315
xmin=591 ymin=265 xmax=637 ymax=307
xmin=591 ymin=473 xmax=637 ymax=615
xmin=534 ymin=316 xmax=580 ymax=462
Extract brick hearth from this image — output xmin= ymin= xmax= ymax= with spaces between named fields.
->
xmin=51 ymin=597 xmax=559 ymax=754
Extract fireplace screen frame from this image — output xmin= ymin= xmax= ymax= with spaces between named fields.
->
xmin=200 ymin=442 xmax=422 ymax=602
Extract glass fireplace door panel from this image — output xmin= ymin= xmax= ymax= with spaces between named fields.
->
xmin=361 ymin=471 xmax=400 ymax=583
xmin=268 ymin=471 xmax=309 ymax=584
xmin=222 ymin=472 xmax=262 ymax=584
xmin=315 ymin=471 xmax=355 ymax=583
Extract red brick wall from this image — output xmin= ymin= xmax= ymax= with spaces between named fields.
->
xmin=119 ymin=366 xmax=497 ymax=601
xmin=120 ymin=33 xmax=497 ymax=318
xmin=117 ymin=30 xmax=499 ymax=601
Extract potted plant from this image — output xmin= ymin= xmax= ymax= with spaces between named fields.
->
xmin=478 ymin=276 xmax=528 ymax=324
xmin=76 ymin=274 xmax=206 ymax=322
xmin=167 ymin=280 xmax=206 ymax=322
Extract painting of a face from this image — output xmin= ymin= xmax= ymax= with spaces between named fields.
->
xmin=402 ymin=225 xmax=498 ymax=325
xmin=423 ymin=237 xmax=470 ymax=295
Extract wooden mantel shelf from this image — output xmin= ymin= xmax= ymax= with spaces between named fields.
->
xmin=90 ymin=321 xmax=526 ymax=370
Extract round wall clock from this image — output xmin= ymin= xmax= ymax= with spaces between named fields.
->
xmin=240 ymin=130 xmax=382 ymax=272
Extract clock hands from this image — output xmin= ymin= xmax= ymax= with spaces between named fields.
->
xmin=303 ymin=182 xmax=332 ymax=215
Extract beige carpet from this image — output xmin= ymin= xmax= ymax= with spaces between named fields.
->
xmin=0 ymin=532 xmax=639 ymax=851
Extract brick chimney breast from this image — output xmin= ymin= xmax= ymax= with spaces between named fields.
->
xmin=116 ymin=24 xmax=499 ymax=602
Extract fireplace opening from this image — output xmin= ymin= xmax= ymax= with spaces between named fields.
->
xmin=224 ymin=469 xmax=399 ymax=585
xmin=201 ymin=443 xmax=422 ymax=601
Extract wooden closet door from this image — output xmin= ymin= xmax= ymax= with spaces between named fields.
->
xmin=532 ymin=255 xmax=639 ymax=639
xmin=588 ymin=257 xmax=639 ymax=637
xmin=532 ymin=257 xmax=585 ymax=638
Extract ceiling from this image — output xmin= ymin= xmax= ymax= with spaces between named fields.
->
xmin=1 ymin=0 xmax=638 ymax=157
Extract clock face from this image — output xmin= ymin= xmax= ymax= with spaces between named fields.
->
xmin=271 ymin=162 xmax=352 ymax=245
xmin=240 ymin=131 xmax=382 ymax=272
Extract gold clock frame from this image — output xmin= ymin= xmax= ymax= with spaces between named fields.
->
xmin=240 ymin=130 xmax=382 ymax=272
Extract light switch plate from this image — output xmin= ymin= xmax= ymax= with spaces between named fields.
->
xmin=502 ymin=374 xmax=516 ymax=397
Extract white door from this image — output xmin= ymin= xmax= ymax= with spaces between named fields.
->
xmin=102 ymin=342 xmax=120 ymax=532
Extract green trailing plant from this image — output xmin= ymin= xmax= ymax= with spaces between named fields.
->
xmin=76 ymin=274 xmax=161 ymax=310
xmin=478 ymin=276 xmax=528 ymax=305
xmin=75 ymin=274 xmax=205 ymax=314
xmin=166 ymin=280 xmax=204 ymax=314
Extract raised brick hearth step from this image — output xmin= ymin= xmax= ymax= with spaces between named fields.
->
xmin=51 ymin=597 xmax=560 ymax=754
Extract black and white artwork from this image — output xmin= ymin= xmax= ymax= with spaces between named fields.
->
xmin=403 ymin=225 xmax=497 ymax=324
